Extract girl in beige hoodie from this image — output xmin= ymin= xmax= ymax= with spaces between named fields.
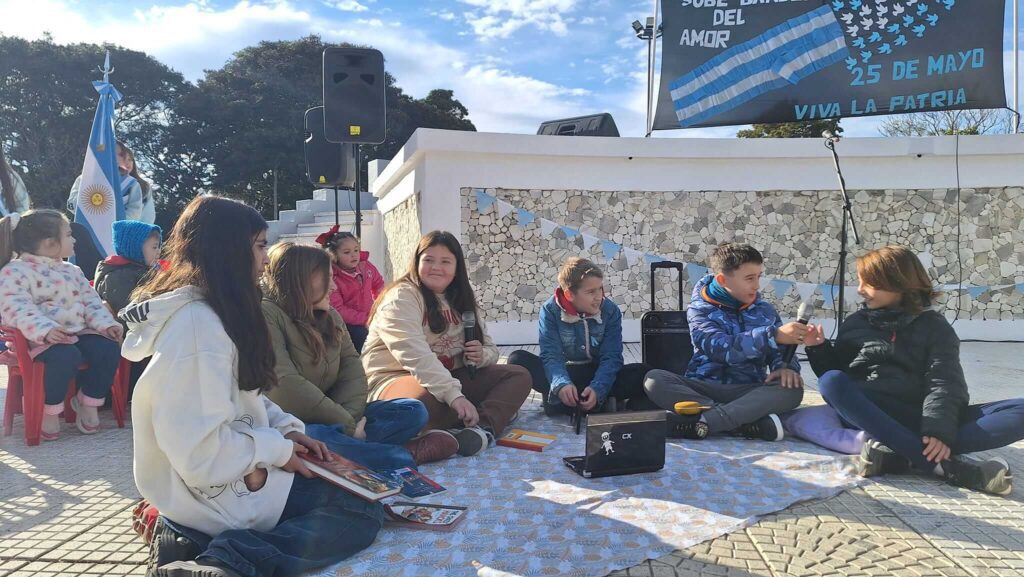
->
xmin=362 ymin=231 xmax=531 ymax=457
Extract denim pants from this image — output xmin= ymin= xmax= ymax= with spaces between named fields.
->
xmin=818 ymin=370 xmax=1024 ymax=470
xmin=362 ymin=398 xmax=428 ymax=445
xmin=161 ymin=426 xmax=388 ymax=577
xmin=35 ymin=334 xmax=120 ymax=406
xmin=345 ymin=324 xmax=369 ymax=353
xmin=506 ymin=349 xmax=651 ymax=413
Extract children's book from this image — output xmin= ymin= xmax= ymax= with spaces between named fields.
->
xmin=388 ymin=467 xmax=447 ymax=500
xmin=384 ymin=502 xmax=468 ymax=532
xmin=299 ymin=451 xmax=402 ymax=502
xmin=496 ymin=429 xmax=557 ymax=452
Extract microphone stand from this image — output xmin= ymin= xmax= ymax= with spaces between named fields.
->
xmin=824 ymin=136 xmax=861 ymax=329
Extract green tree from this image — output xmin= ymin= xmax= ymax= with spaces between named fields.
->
xmin=0 ymin=35 xmax=195 ymax=217
xmin=878 ymin=109 xmax=1014 ymax=137
xmin=736 ymin=119 xmax=842 ymax=138
xmin=168 ymin=35 xmax=476 ymax=218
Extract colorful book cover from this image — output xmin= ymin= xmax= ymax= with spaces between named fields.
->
xmin=384 ymin=502 xmax=468 ymax=531
xmin=388 ymin=467 xmax=447 ymax=500
xmin=300 ymin=451 xmax=402 ymax=502
xmin=496 ymin=429 xmax=557 ymax=452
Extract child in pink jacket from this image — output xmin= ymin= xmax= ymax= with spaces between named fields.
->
xmin=316 ymin=226 xmax=384 ymax=352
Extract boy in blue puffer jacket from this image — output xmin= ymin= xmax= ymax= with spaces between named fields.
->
xmin=509 ymin=258 xmax=651 ymax=417
xmin=645 ymin=243 xmax=807 ymax=441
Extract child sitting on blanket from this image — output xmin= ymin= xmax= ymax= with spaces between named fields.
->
xmin=508 ymin=257 xmax=651 ymax=417
xmin=804 ymin=245 xmax=1024 ymax=496
xmin=644 ymin=243 xmax=807 ymax=442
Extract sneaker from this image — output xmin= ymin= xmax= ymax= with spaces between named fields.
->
xmin=737 ymin=414 xmax=784 ymax=441
xmin=404 ymin=430 xmax=459 ymax=465
xmin=146 ymin=519 xmax=203 ymax=577
xmin=156 ymin=560 xmax=242 ymax=577
xmin=856 ymin=440 xmax=912 ymax=478
xmin=666 ymin=412 xmax=709 ymax=440
xmin=446 ymin=426 xmax=489 ymax=457
xmin=941 ymin=455 xmax=1013 ymax=496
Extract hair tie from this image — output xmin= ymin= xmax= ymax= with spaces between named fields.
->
xmin=7 ymin=212 xmax=20 ymax=230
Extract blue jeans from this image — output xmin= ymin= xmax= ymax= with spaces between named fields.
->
xmin=818 ymin=370 xmax=1024 ymax=470
xmin=35 ymin=334 xmax=120 ymax=405
xmin=162 ymin=426 xmax=387 ymax=577
xmin=346 ymin=324 xmax=369 ymax=353
xmin=363 ymin=398 xmax=428 ymax=445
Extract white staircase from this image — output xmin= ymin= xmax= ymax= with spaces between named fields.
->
xmin=265 ymin=188 xmax=384 ymax=270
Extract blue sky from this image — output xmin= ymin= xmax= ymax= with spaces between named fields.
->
xmin=0 ymin=0 xmax=1020 ymax=137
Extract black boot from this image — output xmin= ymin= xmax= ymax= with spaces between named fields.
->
xmin=146 ymin=519 xmax=203 ymax=577
xmin=735 ymin=414 xmax=784 ymax=441
xmin=941 ymin=455 xmax=1013 ymax=496
xmin=856 ymin=440 xmax=912 ymax=478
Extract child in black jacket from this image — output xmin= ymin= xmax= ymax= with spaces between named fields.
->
xmin=804 ymin=246 xmax=1024 ymax=496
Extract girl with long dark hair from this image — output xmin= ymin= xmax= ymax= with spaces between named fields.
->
xmin=125 ymin=196 xmax=382 ymax=577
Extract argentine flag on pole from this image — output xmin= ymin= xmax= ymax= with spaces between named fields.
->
xmin=74 ymin=78 xmax=124 ymax=258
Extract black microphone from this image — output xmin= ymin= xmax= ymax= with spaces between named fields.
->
xmin=782 ymin=302 xmax=814 ymax=364
xmin=462 ymin=310 xmax=477 ymax=378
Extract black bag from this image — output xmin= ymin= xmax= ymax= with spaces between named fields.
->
xmin=640 ymin=261 xmax=692 ymax=376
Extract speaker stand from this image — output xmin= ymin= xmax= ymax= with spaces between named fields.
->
xmin=333 ymin=187 xmax=339 ymax=227
xmin=355 ymin=145 xmax=362 ymax=238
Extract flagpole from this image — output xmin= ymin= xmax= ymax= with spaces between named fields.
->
xmin=646 ymin=0 xmax=660 ymax=137
xmin=1015 ymin=0 xmax=1020 ymax=133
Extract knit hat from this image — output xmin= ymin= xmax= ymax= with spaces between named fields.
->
xmin=112 ymin=220 xmax=162 ymax=264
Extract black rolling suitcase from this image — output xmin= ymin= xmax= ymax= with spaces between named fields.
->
xmin=641 ymin=261 xmax=692 ymax=376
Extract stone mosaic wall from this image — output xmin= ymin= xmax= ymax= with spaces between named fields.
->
xmin=461 ymin=187 xmax=1024 ymax=322
xmin=382 ymin=193 xmax=420 ymax=281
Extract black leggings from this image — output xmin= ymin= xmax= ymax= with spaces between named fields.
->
xmin=507 ymin=350 xmax=650 ymax=407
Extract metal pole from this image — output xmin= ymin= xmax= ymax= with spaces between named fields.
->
xmin=647 ymin=0 xmax=660 ymax=137
xmin=333 ymin=186 xmax=339 ymax=227
xmin=272 ymin=167 xmax=278 ymax=221
xmin=1015 ymin=0 xmax=1020 ymax=133
xmin=645 ymin=38 xmax=654 ymax=137
xmin=355 ymin=145 xmax=362 ymax=238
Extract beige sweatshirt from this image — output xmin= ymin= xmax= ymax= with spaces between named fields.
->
xmin=362 ymin=281 xmax=499 ymax=404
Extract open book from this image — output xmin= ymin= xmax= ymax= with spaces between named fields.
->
xmin=299 ymin=451 xmax=402 ymax=502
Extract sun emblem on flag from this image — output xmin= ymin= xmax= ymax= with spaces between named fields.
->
xmin=80 ymin=184 xmax=114 ymax=214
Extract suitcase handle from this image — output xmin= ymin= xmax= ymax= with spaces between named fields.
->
xmin=650 ymin=261 xmax=685 ymax=311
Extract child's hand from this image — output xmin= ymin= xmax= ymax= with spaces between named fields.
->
xmin=464 ymin=340 xmax=484 ymax=365
xmin=353 ymin=417 xmax=367 ymax=440
xmin=243 ymin=467 xmax=268 ymax=491
xmin=450 ymin=396 xmax=480 ymax=427
xmin=803 ymin=324 xmax=827 ymax=347
xmin=922 ymin=436 xmax=951 ymax=463
xmin=579 ymin=387 xmax=598 ymax=412
xmin=284 ymin=431 xmax=330 ymax=461
xmin=776 ymin=322 xmax=809 ymax=345
xmin=105 ymin=325 xmax=124 ymax=341
xmin=45 ymin=328 xmax=76 ymax=344
xmin=767 ymin=368 xmax=804 ymax=389
xmin=281 ymin=442 xmax=315 ymax=478
xmin=558 ymin=385 xmax=579 ymax=407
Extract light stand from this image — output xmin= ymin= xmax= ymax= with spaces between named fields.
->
xmin=633 ymin=16 xmax=663 ymax=137
xmin=824 ymin=132 xmax=861 ymax=328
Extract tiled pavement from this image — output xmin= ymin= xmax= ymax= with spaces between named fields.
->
xmin=2 ymin=343 xmax=1022 ymax=577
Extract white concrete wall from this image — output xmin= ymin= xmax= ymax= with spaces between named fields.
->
xmin=372 ymin=129 xmax=1024 ymax=343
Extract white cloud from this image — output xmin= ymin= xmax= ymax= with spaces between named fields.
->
xmin=325 ymin=0 xmax=369 ymax=12
xmin=459 ymin=0 xmax=578 ymax=39
xmin=432 ymin=11 xmax=457 ymax=22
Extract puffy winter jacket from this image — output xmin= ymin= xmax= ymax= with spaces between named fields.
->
xmin=806 ymin=307 xmax=968 ymax=445
xmin=686 ymin=274 xmax=798 ymax=384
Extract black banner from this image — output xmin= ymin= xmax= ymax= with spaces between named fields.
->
xmin=653 ymin=0 xmax=1006 ymax=130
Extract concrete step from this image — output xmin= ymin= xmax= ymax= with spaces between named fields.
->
xmin=298 ymin=213 xmax=377 ymax=236
xmin=313 ymin=210 xmax=378 ymax=224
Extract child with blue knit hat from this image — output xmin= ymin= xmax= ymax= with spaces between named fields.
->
xmin=95 ymin=220 xmax=162 ymax=398
xmin=95 ymin=220 xmax=162 ymax=321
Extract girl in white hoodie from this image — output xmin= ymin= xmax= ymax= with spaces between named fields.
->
xmin=124 ymin=196 xmax=382 ymax=577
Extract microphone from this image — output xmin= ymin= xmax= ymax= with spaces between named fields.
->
xmin=781 ymin=301 xmax=814 ymax=364
xmin=822 ymin=130 xmax=840 ymax=143
xmin=462 ymin=310 xmax=477 ymax=378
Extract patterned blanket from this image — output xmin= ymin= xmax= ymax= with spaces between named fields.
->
xmin=317 ymin=401 xmax=861 ymax=577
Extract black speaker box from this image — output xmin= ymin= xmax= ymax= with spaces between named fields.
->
xmin=323 ymin=47 xmax=386 ymax=144
xmin=537 ymin=113 xmax=619 ymax=137
xmin=304 ymin=106 xmax=356 ymax=188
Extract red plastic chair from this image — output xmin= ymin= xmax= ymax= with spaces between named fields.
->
xmin=1 ymin=326 xmax=127 ymax=446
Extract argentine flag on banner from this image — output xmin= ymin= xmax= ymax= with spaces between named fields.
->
xmin=74 ymin=81 xmax=124 ymax=258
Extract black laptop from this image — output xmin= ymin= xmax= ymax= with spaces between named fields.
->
xmin=563 ymin=410 xmax=666 ymax=478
